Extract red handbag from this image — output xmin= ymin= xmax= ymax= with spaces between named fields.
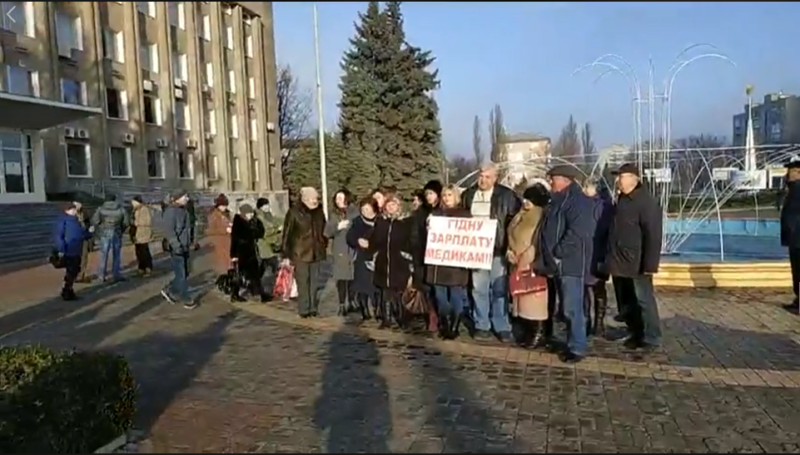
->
xmin=509 ymin=268 xmax=547 ymax=296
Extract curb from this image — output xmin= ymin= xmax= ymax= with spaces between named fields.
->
xmin=229 ymin=299 xmax=800 ymax=389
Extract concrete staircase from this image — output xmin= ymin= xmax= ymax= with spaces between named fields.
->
xmin=0 ymin=203 xmax=64 ymax=265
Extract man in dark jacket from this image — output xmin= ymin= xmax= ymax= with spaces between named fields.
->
xmin=160 ymin=190 xmax=197 ymax=309
xmin=537 ymin=165 xmax=596 ymax=363
xmin=607 ymin=163 xmax=663 ymax=350
xmin=53 ymin=202 xmax=92 ymax=300
xmin=461 ymin=163 xmax=521 ymax=341
xmin=780 ymin=158 xmax=800 ymax=311
xmin=91 ymin=193 xmax=129 ymax=282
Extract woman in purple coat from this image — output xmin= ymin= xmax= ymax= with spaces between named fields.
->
xmin=583 ymin=179 xmax=614 ymax=337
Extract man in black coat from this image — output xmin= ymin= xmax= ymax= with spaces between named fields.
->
xmin=607 ymin=163 xmax=663 ymax=350
xmin=780 ymin=158 xmax=800 ymax=311
xmin=461 ymin=163 xmax=521 ymax=341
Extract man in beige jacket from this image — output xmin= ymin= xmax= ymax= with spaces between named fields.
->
xmin=131 ymin=196 xmax=154 ymax=275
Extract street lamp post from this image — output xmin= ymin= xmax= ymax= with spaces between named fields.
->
xmin=312 ymin=3 xmax=329 ymax=218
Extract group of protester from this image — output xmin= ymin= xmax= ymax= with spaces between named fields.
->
xmin=265 ymin=162 xmax=664 ymax=364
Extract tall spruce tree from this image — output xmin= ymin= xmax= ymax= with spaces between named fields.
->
xmin=337 ymin=2 xmax=383 ymax=196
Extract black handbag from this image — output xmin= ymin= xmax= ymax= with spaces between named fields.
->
xmin=49 ymin=248 xmax=65 ymax=269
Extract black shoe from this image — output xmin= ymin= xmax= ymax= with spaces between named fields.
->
xmin=310 ymin=311 xmax=319 ymax=318
xmin=623 ymin=337 xmax=643 ymax=350
xmin=61 ymin=288 xmax=78 ymax=301
xmin=231 ymin=294 xmax=246 ymax=303
xmin=473 ymin=329 xmax=493 ymax=341
xmin=183 ymin=300 xmax=198 ymax=310
xmin=447 ymin=315 xmax=461 ymax=340
xmin=558 ymin=351 xmax=584 ymax=363
xmin=437 ymin=315 xmax=450 ymax=339
xmin=497 ymin=331 xmax=513 ymax=343
xmin=613 ymin=314 xmax=626 ymax=323
xmin=300 ymin=314 xmax=311 ymax=319
xmin=337 ymin=304 xmax=346 ymax=317
xmin=783 ymin=299 xmax=799 ymax=311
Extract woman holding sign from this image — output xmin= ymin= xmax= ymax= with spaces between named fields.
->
xmin=368 ymin=193 xmax=414 ymax=329
xmin=424 ymin=184 xmax=471 ymax=339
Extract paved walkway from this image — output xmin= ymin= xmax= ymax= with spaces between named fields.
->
xmin=1 ymin=253 xmax=800 ymax=453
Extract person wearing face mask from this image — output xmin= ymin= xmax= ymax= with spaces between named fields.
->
xmin=281 ymin=187 xmax=328 ymax=318
xmin=607 ymin=163 xmax=663 ymax=351
xmin=780 ymin=157 xmax=800 ymax=312
xmin=537 ymin=165 xmax=596 ymax=363
xmin=230 ymin=204 xmax=266 ymax=302
xmin=325 ymin=189 xmax=359 ymax=316
xmin=347 ymin=197 xmax=381 ymax=320
xmin=367 ymin=192 xmax=414 ymax=329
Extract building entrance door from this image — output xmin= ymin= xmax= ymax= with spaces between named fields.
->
xmin=0 ymin=131 xmax=33 ymax=195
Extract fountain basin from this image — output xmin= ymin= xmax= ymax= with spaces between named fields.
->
xmin=655 ymin=218 xmax=790 ymax=288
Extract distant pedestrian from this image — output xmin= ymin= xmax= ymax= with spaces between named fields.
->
xmin=90 ymin=193 xmax=129 ymax=283
xmin=324 ymin=189 xmax=359 ymax=316
xmin=53 ymin=202 xmax=92 ymax=301
xmin=607 ymin=163 xmax=663 ymax=350
xmin=160 ymin=190 xmax=197 ymax=309
xmin=131 ymin=195 xmax=154 ymax=276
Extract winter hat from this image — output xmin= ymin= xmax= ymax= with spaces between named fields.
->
xmin=523 ymin=183 xmax=551 ymax=208
xmin=423 ymin=179 xmax=443 ymax=196
xmin=239 ymin=204 xmax=254 ymax=215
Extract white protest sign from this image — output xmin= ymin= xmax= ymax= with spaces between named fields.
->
xmin=424 ymin=216 xmax=497 ymax=270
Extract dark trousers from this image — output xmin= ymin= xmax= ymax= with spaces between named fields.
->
xmin=790 ymin=247 xmax=800 ymax=303
xmin=378 ymin=288 xmax=405 ymax=328
xmin=232 ymin=260 xmax=264 ymax=299
xmin=63 ymin=255 xmax=82 ymax=291
xmin=134 ymin=243 xmax=153 ymax=271
xmin=335 ymin=280 xmax=355 ymax=306
xmin=356 ymin=291 xmax=380 ymax=318
xmin=295 ymin=261 xmax=322 ymax=316
xmin=613 ymin=275 xmax=662 ymax=345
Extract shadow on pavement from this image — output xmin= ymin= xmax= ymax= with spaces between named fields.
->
xmin=313 ymin=325 xmax=392 ymax=453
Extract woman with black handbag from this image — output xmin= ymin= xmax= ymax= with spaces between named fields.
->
xmin=230 ymin=204 xmax=266 ymax=302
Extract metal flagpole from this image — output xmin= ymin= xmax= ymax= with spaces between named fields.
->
xmin=313 ymin=3 xmax=329 ymax=217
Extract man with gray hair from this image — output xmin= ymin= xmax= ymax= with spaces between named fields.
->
xmin=461 ymin=162 xmax=521 ymax=341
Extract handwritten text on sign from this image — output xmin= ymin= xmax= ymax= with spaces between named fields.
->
xmin=424 ymin=217 xmax=497 ymax=270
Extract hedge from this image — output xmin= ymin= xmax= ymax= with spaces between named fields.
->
xmin=0 ymin=346 xmax=137 ymax=453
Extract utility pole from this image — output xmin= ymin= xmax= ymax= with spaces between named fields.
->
xmin=313 ymin=3 xmax=329 ymax=217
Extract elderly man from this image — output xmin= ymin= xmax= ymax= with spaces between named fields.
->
xmin=281 ymin=187 xmax=328 ymax=318
xmin=537 ymin=165 xmax=596 ymax=363
xmin=780 ymin=157 xmax=800 ymax=311
xmin=607 ymin=163 xmax=663 ymax=350
xmin=461 ymin=163 xmax=521 ymax=341
xmin=161 ymin=190 xmax=197 ymax=309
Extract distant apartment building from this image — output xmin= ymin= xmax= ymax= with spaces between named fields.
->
xmin=0 ymin=1 xmax=281 ymax=204
xmin=501 ymin=133 xmax=551 ymax=186
xmin=732 ymin=92 xmax=800 ymax=148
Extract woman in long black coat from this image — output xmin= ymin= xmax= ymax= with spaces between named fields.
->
xmin=346 ymin=197 xmax=381 ymax=320
xmin=367 ymin=194 xmax=414 ymax=329
xmin=230 ymin=204 xmax=266 ymax=302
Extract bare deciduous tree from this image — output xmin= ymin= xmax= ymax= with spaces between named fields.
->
xmin=277 ymin=64 xmax=312 ymax=177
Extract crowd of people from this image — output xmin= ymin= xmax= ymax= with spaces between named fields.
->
xmin=51 ymin=161 xmax=666 ymax=363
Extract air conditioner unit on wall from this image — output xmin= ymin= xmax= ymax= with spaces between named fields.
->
xmin=175 ymin=88 xmax=184 ymax=99
xmin=64 ymin=127 xmax=76 ymax=138
xmin=122 ymin=133 xmax=135 ymax=144
xmin=77 ymin=129 xmax=90 ymax=139
xmin=142 ymin=79 xmax=153 ymax=92
xmin=156 ymin=139 xmax=169 ymax=148
xmin=186 ymin=138 xmax=198 ymax=149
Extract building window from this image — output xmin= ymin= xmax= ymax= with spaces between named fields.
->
xmin=252 ymin=158 xmax=259 ymax=182
xmin=232 ymin=156 xmax=240 ymax=181
xmin=247 ymin=77 xmax=255 ymax=99
xmin=61 ymin=78 xmax=86 ymax=105
xmin=143 ymin=95 xmax=161 ymax=125
xmin=245 ymin=35 xmax=253 ymax=58
xmin=229 ymin=113 xmax=238 ymax=138
xmin=3 ymin=65 xmax=39 ymax=97
xmin=173 ymin=52 xmax=188 ymax=81
xmin=206 ymin=109 xmax=216 ymax=135
xmin=250 ymin=117 xmax=257 ymax=141
xmin=109 ymin=147 xmax=131 ymax=178
xmin=102 ymin=29 xmax=125 ymax=63
xmin=201 ymin=15 xmax=210 ymax=41
xmin=205 ymin=62 xmax=214 ymax=87
xmin=106 ymin=88 xmax=128 ymax=120
xmin=207 ymin=154 xmax=218 ymax=179
xmin=227 ymin=70 xmax=236 ymax=93
xmin=137 ymin=2 xmax=156 ymax=18
xmin=140 ymin=42 xmax=158 ymax=73
xmin=225 ymin=26 xmax=233 ymax=50
xmin=55 ymin=10 xmax=83 ymax=57
xmin=168 ymin=2 xmax=185 ymax=30
xmin=175 ymin=100 xmax=190 ymax=130
xmin=1 ymin=2 xmax=34 ymax=37
xmin=178 ymin=151 xmax=193 ymax=179
xmin=65 ymin=143 xmax=91 ymax=177
xmin=147 ymin=149 xmax=164 ymax=178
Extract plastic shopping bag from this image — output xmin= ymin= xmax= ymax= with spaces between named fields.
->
xmin=273 ymin=264 xmax=295 ymax=300
xmin=290 ymin=277 xmax=298 ymax=299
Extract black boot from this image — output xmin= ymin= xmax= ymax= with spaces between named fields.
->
xmin=61 ymin=287 xmax=77 ymax=301
xmin=378 ymin=299 xmax=390 ymax=329
xmin=584 ymin=287 xmax=594 ymax=337
xmin=337 ymin=303 xmax=346 ymax=316
xmin=438 ymin=314 xmax=450 ymax=339
xmin=594 ymin=295 xmax=608 ymax=338
xmin=359 ymin=297 xmax=372 ymax=321
xmin=448 ymin=314 xmax=461 ymax=340
xmin=530 ymin=321 xmax=547 ymax=349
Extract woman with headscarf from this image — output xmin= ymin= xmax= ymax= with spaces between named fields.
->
xmin=230 ymin=204 xmax=266 ymax=302
xmin=206 ymin=194 xmax=233 ymax=275
xmin=346 ymin=197 xmax=381 ymax=320
xmin=367 ymin=192 xmax=414 ymax=329
xmin=281 ymin=187 xmax=328 ymax=318
xmin=507 ymin=183 xmax=550 ymax=348
xmin=325 ymin=189 xmax=359 ymax=316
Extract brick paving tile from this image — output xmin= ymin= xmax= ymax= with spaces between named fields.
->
xmin=1 ymin=254 xmax=800 ymax=453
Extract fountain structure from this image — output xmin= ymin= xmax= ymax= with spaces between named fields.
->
xmin=458 ymin=47 xmax=795 ymax=288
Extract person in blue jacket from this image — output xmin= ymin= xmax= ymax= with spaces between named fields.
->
xmin=53 ymin=201 xmax=93 ymax=301
xmin=535 ymin=165 xmax=597 ymax=363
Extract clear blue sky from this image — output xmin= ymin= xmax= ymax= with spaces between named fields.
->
xmin=273 ymin=2 xmax=800 ymax=156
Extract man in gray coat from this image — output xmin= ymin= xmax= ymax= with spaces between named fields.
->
xmin=160 ymin=190 xmax=197 ymax=309
xmin=91 ymin=193 xmax=130 ymax=282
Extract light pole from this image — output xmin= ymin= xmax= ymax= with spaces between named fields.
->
xmin=312 ymin=3 xmax=329 ymax=217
